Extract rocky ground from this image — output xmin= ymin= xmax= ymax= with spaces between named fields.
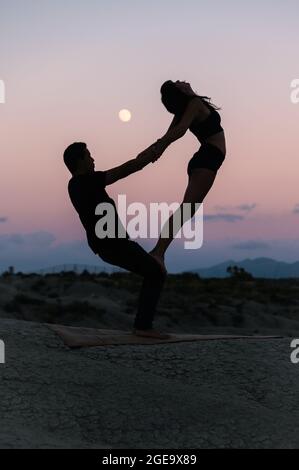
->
xmin=1 ymin=272 xmax=299 ymax=448
xmin=0 ymin=318 xmax=298 ymax=448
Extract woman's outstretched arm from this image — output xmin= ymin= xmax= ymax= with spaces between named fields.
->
xmin=153 ymin=98 xmax=201 ymax=156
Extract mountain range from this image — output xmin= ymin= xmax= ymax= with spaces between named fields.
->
xmin=192 ymin=257 xmax=299 ymax=278
xmin=4 ymin=257 xmax=299 ymax=279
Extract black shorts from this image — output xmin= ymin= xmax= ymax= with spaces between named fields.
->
xmin=187 ymin=143 xmax=226 ymax=176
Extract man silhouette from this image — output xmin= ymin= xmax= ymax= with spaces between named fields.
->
xmin=64 ymin=142 xmax=169 ymax=339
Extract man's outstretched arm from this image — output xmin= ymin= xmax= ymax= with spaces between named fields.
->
xmin=104 ymin=144 xmax=159 ymax=186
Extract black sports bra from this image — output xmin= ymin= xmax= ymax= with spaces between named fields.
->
xmin=189 ymin=104 xmax=223 ymax=140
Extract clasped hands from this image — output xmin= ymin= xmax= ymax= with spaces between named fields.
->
xmin=136 ymin=139 xmax=166 ymax=166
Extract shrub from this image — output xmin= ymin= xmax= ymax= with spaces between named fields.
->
xmin=227 ymin=265 xmax=253 ymax=281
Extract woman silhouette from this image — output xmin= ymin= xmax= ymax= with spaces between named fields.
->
xmin=150 ymin=80 xmax=226 ymax=267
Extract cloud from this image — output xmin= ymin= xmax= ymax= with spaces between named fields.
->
xmin=293 ymin=204 xmax=299 ymax=214
xmin=236 ymin=204 xmax=257 ymax=213
xmin=0 ymin=231 xmax=298 ymax=274
xmin=0 ymin=217 xmax=7 ymax=223
xmin=204 ymin=213 xmax=244 ymax=223
xmin=213 ymin=205 xmax=230 ymax=211
xmin=0 ymin=231 xmax=56 ymax=250
xmin=213 ymin=204 xmax=256 ymax=213
xmin=232 ymin=240 xmax=270 ymax=250
xmin=0 ymin=231 xmax=109 ymax=273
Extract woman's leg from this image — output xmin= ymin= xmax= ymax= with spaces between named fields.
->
xmin=150 ymin=168 xmax=217 ymax=262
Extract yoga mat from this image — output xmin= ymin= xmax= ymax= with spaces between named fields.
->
xmin=47 ymin=323 xmax=283 ymax=348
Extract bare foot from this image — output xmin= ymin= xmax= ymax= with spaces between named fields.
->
xmin=132 ymin=328 xmax=171 ymax=340
xmin=149 ymin=251 xmax=167 ymax=274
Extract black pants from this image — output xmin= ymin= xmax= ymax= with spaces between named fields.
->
xmin=96 ymin=240 xmax=166 ymax=330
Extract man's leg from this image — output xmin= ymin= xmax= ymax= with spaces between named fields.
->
xmin=98 ymin=240 xmax=166 ymax=330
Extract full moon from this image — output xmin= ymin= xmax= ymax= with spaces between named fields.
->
xmin=119 ymin=109 xmax=131 ymax=122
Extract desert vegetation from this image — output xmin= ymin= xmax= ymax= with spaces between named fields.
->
xmin=0 ymin=267 xmax=299 ymax=335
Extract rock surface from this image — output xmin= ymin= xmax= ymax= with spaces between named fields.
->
xmin=0 ymin=318 xmax=298 ymax=449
